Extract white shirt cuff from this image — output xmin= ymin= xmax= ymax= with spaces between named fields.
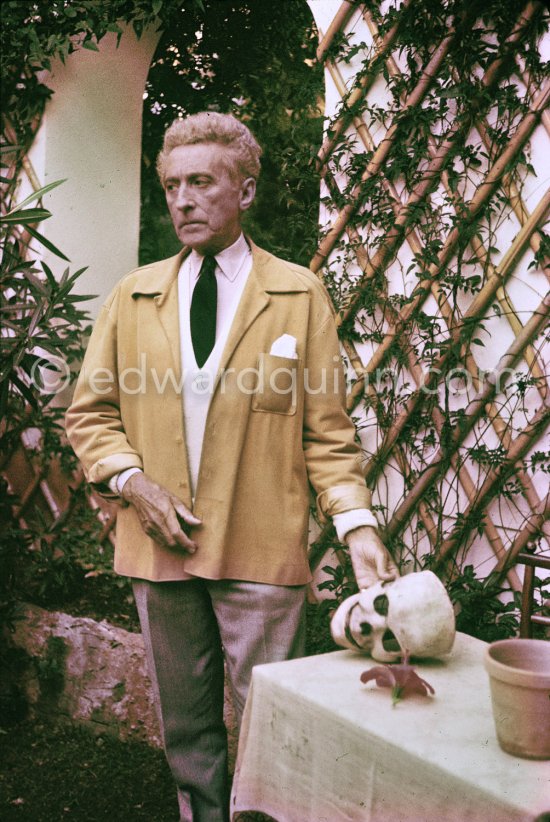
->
xmin=108 ymin=467 xmax=143 ymax=495
xmin=332 ymin=508 xmax=378 ymax=542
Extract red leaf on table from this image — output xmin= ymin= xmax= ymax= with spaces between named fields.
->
xmin=360 ymin=652 xmax=435 ymax=705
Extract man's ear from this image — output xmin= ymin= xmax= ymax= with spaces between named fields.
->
xmin=239 ymin=177 xmax=256 ymax=212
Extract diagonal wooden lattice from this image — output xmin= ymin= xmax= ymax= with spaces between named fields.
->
xmin=307 ymin=0 xmax=550 ymax=594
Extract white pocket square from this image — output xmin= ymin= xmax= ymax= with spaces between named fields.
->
xmin=269 ymin=334 xmax=297 ymax=359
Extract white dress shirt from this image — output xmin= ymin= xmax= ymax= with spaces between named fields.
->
xmin=178 ymin=234 xmax=253 ymax=496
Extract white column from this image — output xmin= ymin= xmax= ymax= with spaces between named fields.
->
xmin=28 ymin=25 xmax=161 ymax=317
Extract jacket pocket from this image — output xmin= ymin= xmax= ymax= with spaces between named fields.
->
xmin=251 ymin=352 xmax=299 ymax=416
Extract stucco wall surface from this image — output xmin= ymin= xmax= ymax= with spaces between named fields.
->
xmin=27 ymin=25 xmax=161 ymax=318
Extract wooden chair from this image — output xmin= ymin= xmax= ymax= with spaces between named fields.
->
xmin=516 ymin=551 xmax=550 ymax=638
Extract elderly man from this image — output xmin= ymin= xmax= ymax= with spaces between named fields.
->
xmin=66 ymin=112 xmax=397 ymax=822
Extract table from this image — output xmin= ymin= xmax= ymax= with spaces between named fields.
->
xmin=231 ymin=632 xmax=550 ymax=821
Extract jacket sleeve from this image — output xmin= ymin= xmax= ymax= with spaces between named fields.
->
xmin=65 ymin=290 xmax=143 ymax=497
xmin=301 ymin=283 xmax=371 ymax=522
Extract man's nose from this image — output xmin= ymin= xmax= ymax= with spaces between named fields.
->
xmin=174 ymin=185 xmax=196 ymax=209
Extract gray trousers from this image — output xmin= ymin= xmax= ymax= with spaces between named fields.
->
xmin=133 ymin=577 xmax=307 ymax=822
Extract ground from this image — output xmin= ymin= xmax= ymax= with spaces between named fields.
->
xmin=0 ymin=720 xmax=179 ymax=821
xmin=0 ymin=720 xmax=276 ymax=821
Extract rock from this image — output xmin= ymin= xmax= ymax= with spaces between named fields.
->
xmin=9 ymin=603 xmax=162 ymax=746
xmin=8 ymin=603 xmax=238 ymax=763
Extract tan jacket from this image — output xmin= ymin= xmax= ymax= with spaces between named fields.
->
xmin=65 ymin=242 xmax=370 ymax=584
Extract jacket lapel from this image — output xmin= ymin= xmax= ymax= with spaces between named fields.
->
xmin=131 ymin=251 xmax=187 ymax=382
xmin=213 ymin=252 xmax=269 ymax=393
xmin=154 ymin=286 xmax=182 ymax=384
xmin=212 ymin=240 xmax=309 ymax=395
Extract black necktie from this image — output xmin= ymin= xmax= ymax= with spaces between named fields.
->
xmin=190 ymin=255 xmax=218 ymax=368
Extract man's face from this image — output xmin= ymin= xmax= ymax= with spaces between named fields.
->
xmin=163 ymin=142 xmax=256 ymax=255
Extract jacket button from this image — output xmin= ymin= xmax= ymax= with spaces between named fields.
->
xmin=175 ymin=436 xmax=183 ymax=444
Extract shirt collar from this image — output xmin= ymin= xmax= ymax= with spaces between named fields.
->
xmin=189 ymin=233 xmax=250 ymax=283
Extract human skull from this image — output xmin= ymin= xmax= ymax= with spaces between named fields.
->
xmin=330 ymin=570 xmax=456 ymax=662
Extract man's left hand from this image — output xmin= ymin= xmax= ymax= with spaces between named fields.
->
xmin=345 ymin=525 xmax=399 ymax=589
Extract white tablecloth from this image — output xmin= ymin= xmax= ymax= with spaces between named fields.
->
xmin=231 ymin=632 xmax=550 ymax=821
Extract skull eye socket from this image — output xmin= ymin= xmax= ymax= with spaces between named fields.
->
xmin=373 ymin=594 xmax=389 ymax=616
xmin=382 ymin=629 xmax=401 ymax=654
xmin=359 ymin=621 xmax=372 ymax=636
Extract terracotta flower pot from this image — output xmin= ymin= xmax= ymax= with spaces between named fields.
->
xmin=484 ymin=638 xmax=550 ymax=760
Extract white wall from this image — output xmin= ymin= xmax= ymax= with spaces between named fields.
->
xmin=27 ymin=25 xmax=161 ymax=318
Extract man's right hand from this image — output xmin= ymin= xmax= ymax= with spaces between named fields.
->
xmin=121 ymin=472 xmax=201 ymax=554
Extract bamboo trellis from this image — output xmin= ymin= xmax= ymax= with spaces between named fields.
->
xmin=307 ymin=0 xmax=550 ymax=598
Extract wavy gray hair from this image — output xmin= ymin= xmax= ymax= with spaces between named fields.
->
xmin=157 ymin=111 xmax=262 ymax=184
